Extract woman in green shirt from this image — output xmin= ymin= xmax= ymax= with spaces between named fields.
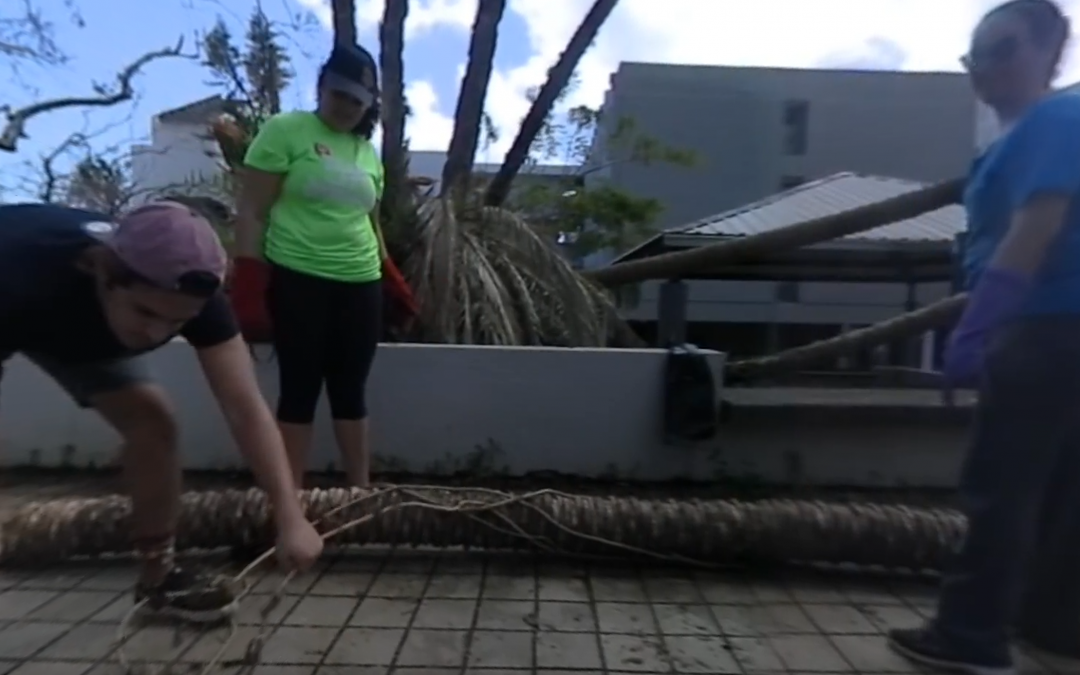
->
xmin=232 ymin=43 xmax=386 ymax=488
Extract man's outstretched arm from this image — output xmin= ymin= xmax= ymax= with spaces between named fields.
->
xmin=195 ymin=334 xmax=323 ymax=570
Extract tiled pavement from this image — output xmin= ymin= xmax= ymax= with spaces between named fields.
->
xmin=0 ymin=550 xmax=1077 ymax=675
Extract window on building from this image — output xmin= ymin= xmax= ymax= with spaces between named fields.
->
xmin=783 ymin=99 xmax=809 ymax=156
xmin=779 ymin=175 xmax=806 ymax=190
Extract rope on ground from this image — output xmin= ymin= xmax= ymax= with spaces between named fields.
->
xmin=0 ymin=484 xmax=968 ymax=571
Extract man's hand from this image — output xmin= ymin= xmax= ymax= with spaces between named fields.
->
xmin=275 ymin=515 xmax=323 ymax=573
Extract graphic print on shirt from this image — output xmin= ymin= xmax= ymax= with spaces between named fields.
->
xmin=300 ymin=143 xmax=378 ymax=214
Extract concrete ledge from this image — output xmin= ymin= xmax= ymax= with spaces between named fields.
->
xmin=0 ymin=342 xmax=728 ymax=480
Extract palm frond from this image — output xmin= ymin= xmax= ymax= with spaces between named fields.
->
xmin=399 ymin=189 xmax=632 ymax=347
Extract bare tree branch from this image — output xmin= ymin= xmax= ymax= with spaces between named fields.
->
xmin=0 ymin=37 xmax=193 ymax=153
xmin=37 ymin=132 xmax=85 ymax=202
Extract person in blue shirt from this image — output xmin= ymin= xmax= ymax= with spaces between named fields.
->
xmin=887 ymin=1 xmax=1080 ymax=672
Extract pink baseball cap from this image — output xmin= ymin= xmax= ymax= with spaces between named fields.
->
xmin=107 ymin=200 xmax=228 ymax=293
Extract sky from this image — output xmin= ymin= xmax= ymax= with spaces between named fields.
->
xmin=3 ymin=0 xmax=1080 ymax=199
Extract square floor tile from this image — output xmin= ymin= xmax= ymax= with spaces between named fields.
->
xmin=349 ymin=598 xmax=417 ymax=628
xmin=395 ymin=630 xmax=468 ymax=668
xmin=770 ymin=634 xmax=853 ymax=672
xmin=0 ymin=591 xmax=60 ymax=620
xmin=0 ymin=622 xmax=75 ymax=659
xmin=426 ymin=575 xmax=482 ymax=599
xmin=322 ymin=627 xmax=404 ymax=666
xmin=482 ymin=576 xmax=536 ymax=601
xmin=831 ymin=634 xmax=921 ymax=672
xmin=28 ymin=591 xmax=119 ymax=623
xmin=644 ymin=577 xmax=702 ymax=604
xmin=36 ymin=622 xmax=115 ymax=660
xmin=600 ymin=633 xmax=671 ymax=672
xmin=595 ymin=603 xmax=656 ymax=635
xmin=366 ymin=575 xmax=428 ymax=599
xmin=536 ymin=602 xmax=595 ymax=632
xmin=666 ymin=635 xmax=741 ymax=673
xmin=309 ymin=571 xmax=373 ymax=597
xmin=261 ymin=627 xmax=340 ymax=664
xmin=538 ymin=578 xmax=589 ymax=603
xmin=285 ymin=596 xmax=359 ymax=627
xmin=860 ymin=604 xmax=924 ymax=633
xmin=727 ymin=636 xmax=785 ymax=672
xmin=536 ymin=632 xmax=601 ymax=670
xmin=474 ymin=600 xmax=536 ymax=631
xmin=653 ymin=604 xmax=720 ymax=637
xmin=802 ymin=603 xmax=879 ymax=635
xmin=590 ymin=576 xmax=648 ymax=603
xmin=411 ymin=599 xmax=477 ymax=630
xmin=467 ymin=630 xmax=534 ymax=669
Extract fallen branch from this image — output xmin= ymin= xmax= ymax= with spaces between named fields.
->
xmin=0 ymin=37 xmax=190 ymax=153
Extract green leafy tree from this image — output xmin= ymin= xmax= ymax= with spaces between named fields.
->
xmin=180 ymin=7 xmax=293 ymax=234
xmin=506 ymin=79 xmax=696 ymax=261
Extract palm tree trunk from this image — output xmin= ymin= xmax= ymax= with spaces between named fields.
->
xmin=584 ymin=177 xmax=964 ymax=287
xmin=441 ymin=0 xmax=507 ymax=196
xmin=379 ymin=0 xmax=408 ymax=170
xmin=484 ymin=0 xmax=620 ymax=208
xmin=332 ymin=0 xmax=357 ymax=44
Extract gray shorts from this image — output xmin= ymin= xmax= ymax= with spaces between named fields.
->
xmin=23 ymin=352 xmax=153 ymax=408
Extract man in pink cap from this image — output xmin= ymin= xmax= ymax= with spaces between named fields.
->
xmin=0 ymin=200 xmax=323 ymax=622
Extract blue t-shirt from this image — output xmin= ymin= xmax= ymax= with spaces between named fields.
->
xmin=962 ymin=92 xmax=1080 ymax=316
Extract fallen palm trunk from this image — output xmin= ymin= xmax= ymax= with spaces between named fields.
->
xmin=727 ymin=294 xmax=968 ymax=379
xmin=0 ymin=486 xmax=964 ymax=571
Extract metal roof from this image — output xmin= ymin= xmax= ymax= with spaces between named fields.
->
xmin=673 ymin=172 xmax=966 ymax=243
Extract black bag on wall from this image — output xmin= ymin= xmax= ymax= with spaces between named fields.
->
xmin=663 ymin=343 xmax=719 ymax=444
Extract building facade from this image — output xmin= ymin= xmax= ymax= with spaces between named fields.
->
xmin=592 ymin=63 xmax=977 ymax=233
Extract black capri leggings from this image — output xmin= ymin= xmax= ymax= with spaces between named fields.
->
xmin=267 ymin=262 xmax=382 ymax=424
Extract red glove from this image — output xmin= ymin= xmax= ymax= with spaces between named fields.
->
xmin=230 ymin=257 xmax=272 ymax=343
xmin=382 ymin=256 xmax=418 ymax=330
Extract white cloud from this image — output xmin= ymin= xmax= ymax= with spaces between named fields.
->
xmin=295 ymin=0 xmax=1080 ymax=159
xmin=403 ymin=79 xmax=456 ymax=150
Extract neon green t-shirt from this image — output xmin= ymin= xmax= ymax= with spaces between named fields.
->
xmin=243 ymin=111 xmax=384 ymax=282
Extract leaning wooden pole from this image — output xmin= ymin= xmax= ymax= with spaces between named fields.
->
xmin=585 ymin=177 xmax=964 ymax=287
xmin=725 ymin=294 xmax=968 ymax=379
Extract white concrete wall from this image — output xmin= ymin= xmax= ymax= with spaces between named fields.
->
xmin=620 ymin=279 xmax=953 ymax=324
xmin=0 ymin=342 xmax=728 ymax=479
xmin=0 ymin=342 xmax=970 ymax=488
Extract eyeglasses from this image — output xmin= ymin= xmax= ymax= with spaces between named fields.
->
xmin=961 ymin=35 xmax=1020 ymax=71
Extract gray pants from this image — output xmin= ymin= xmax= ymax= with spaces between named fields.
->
xmin=22 ymin=352 xmax=153 ymax=408
xmin=935 ymin=317 xmax=1080 ymax=660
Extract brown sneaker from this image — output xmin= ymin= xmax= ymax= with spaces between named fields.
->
xmin=134 ymin=565 xmax=239 ymax=623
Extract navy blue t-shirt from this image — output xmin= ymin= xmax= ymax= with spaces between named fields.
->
xmin=962 ymin=92 xmax=1080 ymax=316
xmin=0 ymin=203 xmax=238 ymax=365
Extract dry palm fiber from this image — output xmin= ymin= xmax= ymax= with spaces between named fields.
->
xmin=0 ymin=485 xmax=965 ymax=571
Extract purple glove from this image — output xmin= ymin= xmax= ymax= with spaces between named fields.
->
xmin=943 ymin=267 xmax=1032 ymax=386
